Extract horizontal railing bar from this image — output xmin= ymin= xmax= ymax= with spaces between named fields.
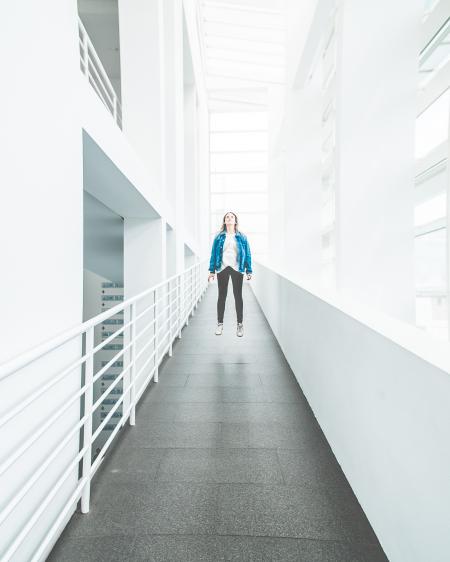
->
xmin=134 ymin=319 xmax=157 ymax=346
xmin=78 ymin=17 xmax=117 ymax=101
xmin=134 ymin=364 xmax=158 ymax=404
xmin=0 ymin=409 xmax=90 ymax=526
xmin=0 ymin=374 xmax=93 ymax=476
xmin=0 ymin=261 xmax=206 ymax=380
xmin=92 ymin=317 xmax=133 ymax=354
xmin=3 ymin=436 xmax=90 ymax=560
xmin=30 ymin=478 xmax=87 ymax=562
xmin=87 ymin=59 xmax=115 ymax=107
xmin=2 ymin=263 xmax=208 ymax=559
xmin=91 ymin=367 xmax=137 ymax=442
xmin=90 ymin=403 xmax=130 ymax=475
xmin=87 ymin=72 xmax=113 ymax=111
xmin=92 ymin=341 xmax=132 ymax=386
xmin=134 ymin=332 xmax=157 ymax=363
xmin=134 ymin=348 xmax=158 ymax=381
xmin=92 ymin=363 xmax=131 ymax=415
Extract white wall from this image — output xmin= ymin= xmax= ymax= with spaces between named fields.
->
xmin=335 ymin=0 xmax=422 ymax=322
xmin=252 ymin=262 xmax=450 ymax=562
xmin=118 ymin=0 xmax=163 ymax=190
xmin=0 ymin=1 xmax=83 ymax=559
xmin=124 ymin=217 xmax=167 ymax=407
xmin=283 ymin=72 xmax=323 ymax=284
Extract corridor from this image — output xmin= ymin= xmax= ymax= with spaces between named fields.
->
xmin=49 ymin=283 xmax=387 ymax=562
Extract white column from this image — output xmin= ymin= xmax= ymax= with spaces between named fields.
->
xmin=283 ymin=80 xmax=323 ymax=284
xmin=124 ymin=217 xmax=166 ymax=407
xmin=334 ymin=0 xmax=422 ymax=322
xmin=124 ymin=217 xmax=166 ymax=297
xmin=0 ymin=2 xmax=83 ymax=558
xmin=173 ymin=0 xmax=185 ymax=274
xmin=118 ymin=0 xmax=163 ymax=189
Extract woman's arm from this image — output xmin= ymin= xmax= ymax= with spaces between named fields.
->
xmin=209 ymin=237 xmax=217 ymax=274
xmin=244 ymin=237 xmax=252 ymax=277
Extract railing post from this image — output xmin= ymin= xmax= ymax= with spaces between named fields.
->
xmin=185 ymin=271 xmax=189 ymax=327
xmin=195 ymin=265 xmax=198 ymax=309
xmin=113 ymin=96 xmax=118 ymax=124
xmin=81 ymin=326 xmax=94 ymax=514
xmin=129 ymin=303 xmax=136 ymax=426
xmin=178 ymin=275 xmax=182 ymax=339
xmin=191 ymin=267 xmax=195 ymax=317
xmin=154 ymin=289 xmax=159 ymax=383
xmin=168 ymin=280 xmax=173 ymax=357
xmin=81 ymin=26 xmax=89 ymax=80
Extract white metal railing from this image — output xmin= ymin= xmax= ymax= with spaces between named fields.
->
xmin=78 ymin=16 xmax=123 ymax=129
xmin=0 ymin=261 xmax=208 ymax=561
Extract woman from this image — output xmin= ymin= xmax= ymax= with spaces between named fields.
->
xmin=208 ymin=212 xmax=252 ymax=337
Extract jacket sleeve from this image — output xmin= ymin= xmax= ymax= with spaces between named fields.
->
xmin=244 ymin=237 xmax=252 ymax=274
xmin=209 ymin=237 xmax=217 ymax=273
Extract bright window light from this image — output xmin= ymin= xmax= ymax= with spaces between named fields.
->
xmin=415 ymin=89 xmax=450 ymax=158
xmin=414 ymin=227 xmax=447 ymax=291
xmin=414 ymin=192 xmax=447 ymax=226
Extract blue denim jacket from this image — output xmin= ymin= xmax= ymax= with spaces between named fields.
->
xmin=209 ymin=231 xmax=252 ymax=274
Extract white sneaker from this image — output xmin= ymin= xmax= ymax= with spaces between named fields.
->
xmin=215 ymin=323 xmax=223 ymax=335
xmin=237 ymin=323 xmax=244 ymax=337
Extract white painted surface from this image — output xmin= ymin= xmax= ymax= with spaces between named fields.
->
xmin=118 ymin=0 xmax=163 ymax=188
xmin=252 ymin=261 xmax=450 ymax=562
xmin=84 ymin=192 xmax=124 ymax=285
xmin=0 ymin=1 xmax=83 ymax=559
xmin=335 ymin=0 xmax=422 ymax=322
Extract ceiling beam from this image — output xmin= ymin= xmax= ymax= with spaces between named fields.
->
xmin=202 ymin=18 xmax=285 ymax=32
xmin=202 ymin=1 xmax=283 ymax=16
xmin=207 ymin=71 xmax=285 ymax=85
xmin=207 ymin=55 xmax=286 ymax=68
xmin=205 ymin=32 xmax=285 ymax=45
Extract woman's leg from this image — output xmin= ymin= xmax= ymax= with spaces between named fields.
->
xmin=230 ymin=268 xmax=244 ymax=323
xmin=217 ymin=267 xmax=231 ymax=323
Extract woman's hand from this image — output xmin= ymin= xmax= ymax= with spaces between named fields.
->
xmin=246 ymin=274 xmax=252 ymax=281
xmin=208 ymin=272 xmax=215 ymax=282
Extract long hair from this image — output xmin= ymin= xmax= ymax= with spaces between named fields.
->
xmin=218 ymin=211 xmax=239 ymax=235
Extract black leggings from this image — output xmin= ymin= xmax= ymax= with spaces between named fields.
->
xmin=217 ymin=266 xmax=244 ymax=323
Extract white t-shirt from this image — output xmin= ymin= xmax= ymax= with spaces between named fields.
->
xmin=219 ymin=233 xmax=239 ymax=272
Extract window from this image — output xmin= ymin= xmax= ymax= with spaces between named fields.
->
xmin=415 ymin=89 xmax=450 ymax=159
xmin=209 ymin=111 xmax=269 ymax=261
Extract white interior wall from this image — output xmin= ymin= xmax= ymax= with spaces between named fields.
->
xmin=118 ymin=0 xmax=163 ymax=191
xmin=252 ymin=263 xmax=450 ymax=562
xmin=335 ymin=0 xmax=421 ymax=322
xmin=174 ymin=0 xmax=186 ymax=273
xmin=184 ymin=84 xmax=197 ymax=242
xmin=283 ymin=77 xmax=323 ymax=285
xmin=0 ymin=2 xmax=84 ymax=559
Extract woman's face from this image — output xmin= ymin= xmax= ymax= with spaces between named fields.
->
xmin=224 ymin=212 xmax=236 ymax=226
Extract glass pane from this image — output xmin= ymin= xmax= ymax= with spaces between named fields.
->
xmin=204 ymin=21 xmax=285 ymax=44
xmin=210 ymin=131 xmax=268 ymax=152
xmin=211 ymin=193 xmax=268 ymax=213
xmin=210 ymin=152 xmax=268 ymax=172
xmin=210 ymin=111 xmax=268 ymax=131
xmin=419 ymin=18 xmax=450 ymax=85
xmin=202 ymin=5 xmax=284 ymax=29
xmin=211 ymin=172 xmax=267 ymax=192
xmin=210 ymin=212 xmax=268 ymax=233
xmin=415 ymin=89 xmax=450 ymax=158
xmin=415 ymin=228 xmax=447 ymax=291
xmin=415 ymin=193 xmax=446 ymax=226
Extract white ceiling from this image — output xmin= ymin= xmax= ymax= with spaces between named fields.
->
xmin=196 ymin=0 xmax=287 ymax=112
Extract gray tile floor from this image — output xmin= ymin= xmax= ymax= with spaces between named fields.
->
xmin=48 ymin=283 xmax=388 ymax=562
